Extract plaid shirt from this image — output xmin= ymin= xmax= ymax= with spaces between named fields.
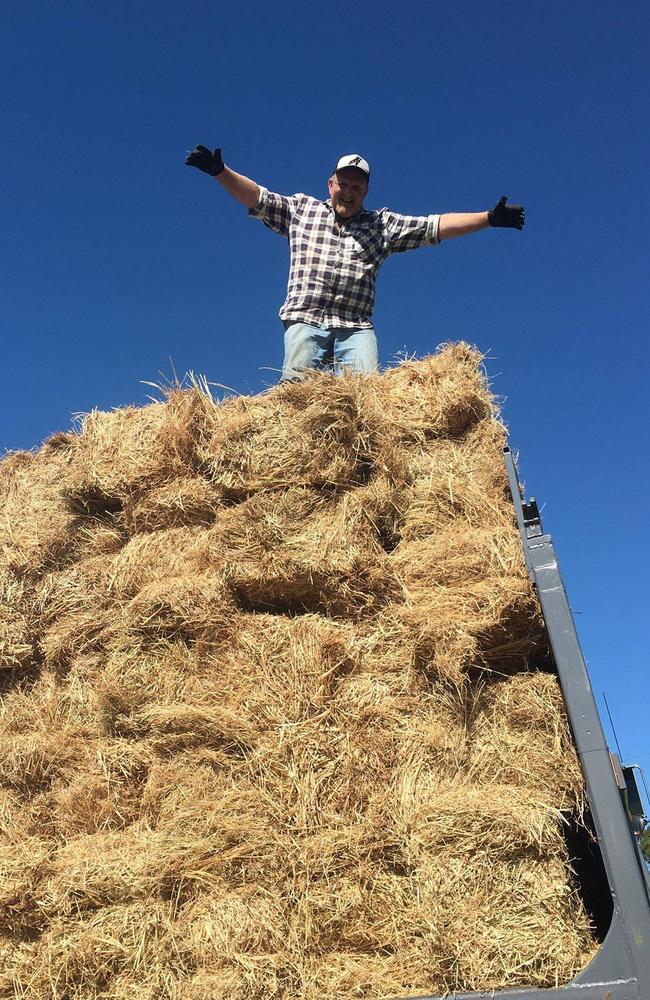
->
xmin=249 ymin=187 xmax=440 ymax=328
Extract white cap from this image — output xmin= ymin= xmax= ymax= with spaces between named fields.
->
xmin=335 ymin=153 xmax=370 ymax=177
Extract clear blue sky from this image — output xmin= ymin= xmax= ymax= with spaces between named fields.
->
xmin=2 ymin=1 xmax=648 ymax=787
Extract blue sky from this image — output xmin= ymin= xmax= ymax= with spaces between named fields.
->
xmin=2 ymin=1 xmax=648 ymax=786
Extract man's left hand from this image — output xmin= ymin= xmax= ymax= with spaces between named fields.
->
xmin=488 ymin=196 xmax=525 ymax=230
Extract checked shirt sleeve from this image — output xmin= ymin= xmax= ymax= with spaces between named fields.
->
xmin=248 ymin=186 xmax=303 ymax=238
xmin=382 ymin=209 xmax=441 ymax=254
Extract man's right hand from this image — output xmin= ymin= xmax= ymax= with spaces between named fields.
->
xmin=185 ymin=145 xmax=225 ymax=176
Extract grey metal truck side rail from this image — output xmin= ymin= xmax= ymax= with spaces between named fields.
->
xmin=397 ymin=447 xmax=650 ymax=1000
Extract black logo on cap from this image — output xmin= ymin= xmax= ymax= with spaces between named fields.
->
xmin=350 ymin=156 xmax=362 ymax=166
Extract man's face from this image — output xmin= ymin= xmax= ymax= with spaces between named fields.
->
xmin=328 ymin=167 xmax=369 ymax=221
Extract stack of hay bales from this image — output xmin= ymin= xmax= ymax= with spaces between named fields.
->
xmin=0 ymin=344 xmax=596 ymax=999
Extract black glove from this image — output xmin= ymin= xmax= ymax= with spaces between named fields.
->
xmin=185 ymin=145 xmax=225 ymax=176
xmin=488 ymin=196 xmax=525 ymax=230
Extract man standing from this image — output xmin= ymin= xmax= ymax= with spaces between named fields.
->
xmin=185 ymin=146 xmax=524 ymax=380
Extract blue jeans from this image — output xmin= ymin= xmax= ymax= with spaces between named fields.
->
xmin=281 ymin=322 xmax=379 ymax=381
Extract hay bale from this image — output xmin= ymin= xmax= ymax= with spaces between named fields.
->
xmin=0 ymin=444 xmax=77 ymax=576
xmin=367 ymin=344 xmax=494 ymax=443
xmin=388 ymin=518 xmax=545 ymax=682
xmin=0 ymin=829 xmax=53 ymax=937
xmin=203 ymin=489 xmax=399 ymax=617
xmin=124 ymin=475 xmax=223 ymax=533
xmin=48 ymin=738 xmax=152 ymax=839
xmin=198 ymin=377 xmax=374 ymax=496
xmin=7 ymin=901 xmax=184 ymax=997
xmin=467 ymin=672 xmax=584 ymax=810
xmin=0 ymin=572 xmax=37 ymax=672
xmin=33 ymin=556 xmax=117 ymax=672
xmin=414 ymin=853 xmax=595 ymax=993
xmin=399 ymin=418 xmax=512 ymax=536
xmin=107 ymin=524 xmax=211 ymax=598
xmin=63 ymin=390 xmax=203 ymax=514
xmin=0 ymin=346 xmax=595 ymax=999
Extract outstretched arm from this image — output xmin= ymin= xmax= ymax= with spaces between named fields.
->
xmin=216 ymin=166 xmax=261 ymax=209
xmin=439 ymin=211 xmax=489 ymax=240
xmin=185 ymin=146 xmax=261 ymax=209
xmin=439 ymin=197 xmax=525 ymax=241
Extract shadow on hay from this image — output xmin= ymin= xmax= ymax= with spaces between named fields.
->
xmin=562 ymin=812 xmax=613 ymax=944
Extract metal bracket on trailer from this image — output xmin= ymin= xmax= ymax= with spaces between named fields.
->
xmin=398 ymin=448 xmax=650 ymax=1000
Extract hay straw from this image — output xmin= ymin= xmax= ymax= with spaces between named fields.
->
xmin=414 ymin=853 xmax=595 ymax=994
xmin=386 ymin=514 xmax=543 ymax=681
xmin=0 ymin=347 xmax=595 ymax=999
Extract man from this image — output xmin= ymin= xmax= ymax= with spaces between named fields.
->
xmin=185 ymin=146 xmax=524 ymax=380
